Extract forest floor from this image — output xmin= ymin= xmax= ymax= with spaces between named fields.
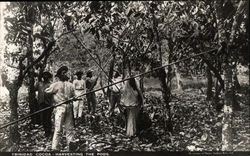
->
xmin=0 ymin=77 xmax=249 ymax=152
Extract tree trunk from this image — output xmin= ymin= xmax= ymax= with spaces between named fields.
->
xmin=214 ymin=79 xmax=219 ymax=102
xmin=7 ymin=79 xmax=22 ymax=147
xmin=127 ymin=59 xmax=132 ymax=76
xmin=202 ymin=56 xmax=224 ymax=89
xmin=174 ymin=64 xmax=182 ymax=90
xmin=152 ymin=11 xmax=173 ymax=132
xmin=206 ymin=66 xmax=213 ymax=101
xmin=122 ymin=53 xmax=126 ymax=79
xmin=38 ymin=54 xmax=49 ymax=81
xmin=232 ymin=65 xmax=241 ymax=90
xmin=158 ymin=67 xmax=173 ymax=132
xmin=214 ymin=0 xmax=247 ymax=151
xmin=27 ymin=17 xmax=38 ymax=125
xmin=164 ymin=60 xmax=173 ymax=132
xmin=99 ymin=73 xmax=107 ymax=99
xmin=139 ymin=75 xmax=144 ymax=93
xmin=96 ymin=54 xmax=107 ymax=99
xmin=212 ymin=59 xmax=224 ymax=111
xmin=233 ymin=74 xmax=240 ymax=90
xmin=107 ymin=54 xmax=115 ymax=100
xmin=0 ymin=73 xmax=2 ymax=87
xmin=5 ymin=56 xmax=26 ymax=148
xmin=232 ymin=64 xmax=241 ymax=110
xmin=214 ymin=78 xmax=223 ymax=111
xmin=222 ymin=59 xmax=233 ymax=151
xmin=27 ymin=70 xmax=38 ymax=125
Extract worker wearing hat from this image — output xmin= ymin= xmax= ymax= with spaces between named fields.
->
xmin=45 ymin=66 xmax=76 ymax=151
xmin=73 ymin=71 xmax=85 ymax=119
xmin=35 ymin=71 xmax=53 ymax=138
xmin=85 ymin=69 xmax=98 ymax=114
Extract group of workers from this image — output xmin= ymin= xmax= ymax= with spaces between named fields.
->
xmin=35 ymin=65 xmax=143 ymax=151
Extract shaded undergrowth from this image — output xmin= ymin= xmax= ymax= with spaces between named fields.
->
xmin=0 ymin=87 xmax=249 ymax=152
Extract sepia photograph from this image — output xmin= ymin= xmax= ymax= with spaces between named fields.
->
xmin=0 ymin=1 xmax=249 ymax=155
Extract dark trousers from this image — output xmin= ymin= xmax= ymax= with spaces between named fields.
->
xmin=86 ymin=93 xmax=97 ymax=114
xmin=40 ymin=103 xmax=53 ymax=137
xmin=108 ymin=91 xmax=121 ymax=115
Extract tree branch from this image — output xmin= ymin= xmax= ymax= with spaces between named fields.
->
xmin=6 ymin=64 xmax=19 ymax=69
xmin=23 ymin=41 xmax=56 ymax=76
xmin=33 ymin=33 xmax=53 ymax=42
xmin=201 ymin=56 xmax=224 ymax=90
xmin=55 ymin=29 xmax=77 ymax=41
xmin=229 ymin=0 xmax=247 ymax=43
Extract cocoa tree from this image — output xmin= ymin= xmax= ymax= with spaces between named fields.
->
xmin=214 ymin=0 xmax=248 ymax=151
xmin=3 ymin=2 xmax=69 ymax=147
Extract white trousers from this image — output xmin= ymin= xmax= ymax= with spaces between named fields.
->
xmin=52 ymin=103 xmax=74 ymax=150
xmin=126 ymin=106 xmax=139 ymax=137
xmin=73 ymin=99 xmax=84 ymax=118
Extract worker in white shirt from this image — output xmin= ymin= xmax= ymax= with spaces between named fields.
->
xmin=72 ymin=71 xmax=85 ymax=119
xmin=45 ymin=66 xmax=76 ymax=151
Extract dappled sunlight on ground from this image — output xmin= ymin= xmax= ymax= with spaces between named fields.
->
xmin=0 ymin=72 xmax=249 ymax=151
xmin=0 ymin=85 xmax=249 ymax=151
